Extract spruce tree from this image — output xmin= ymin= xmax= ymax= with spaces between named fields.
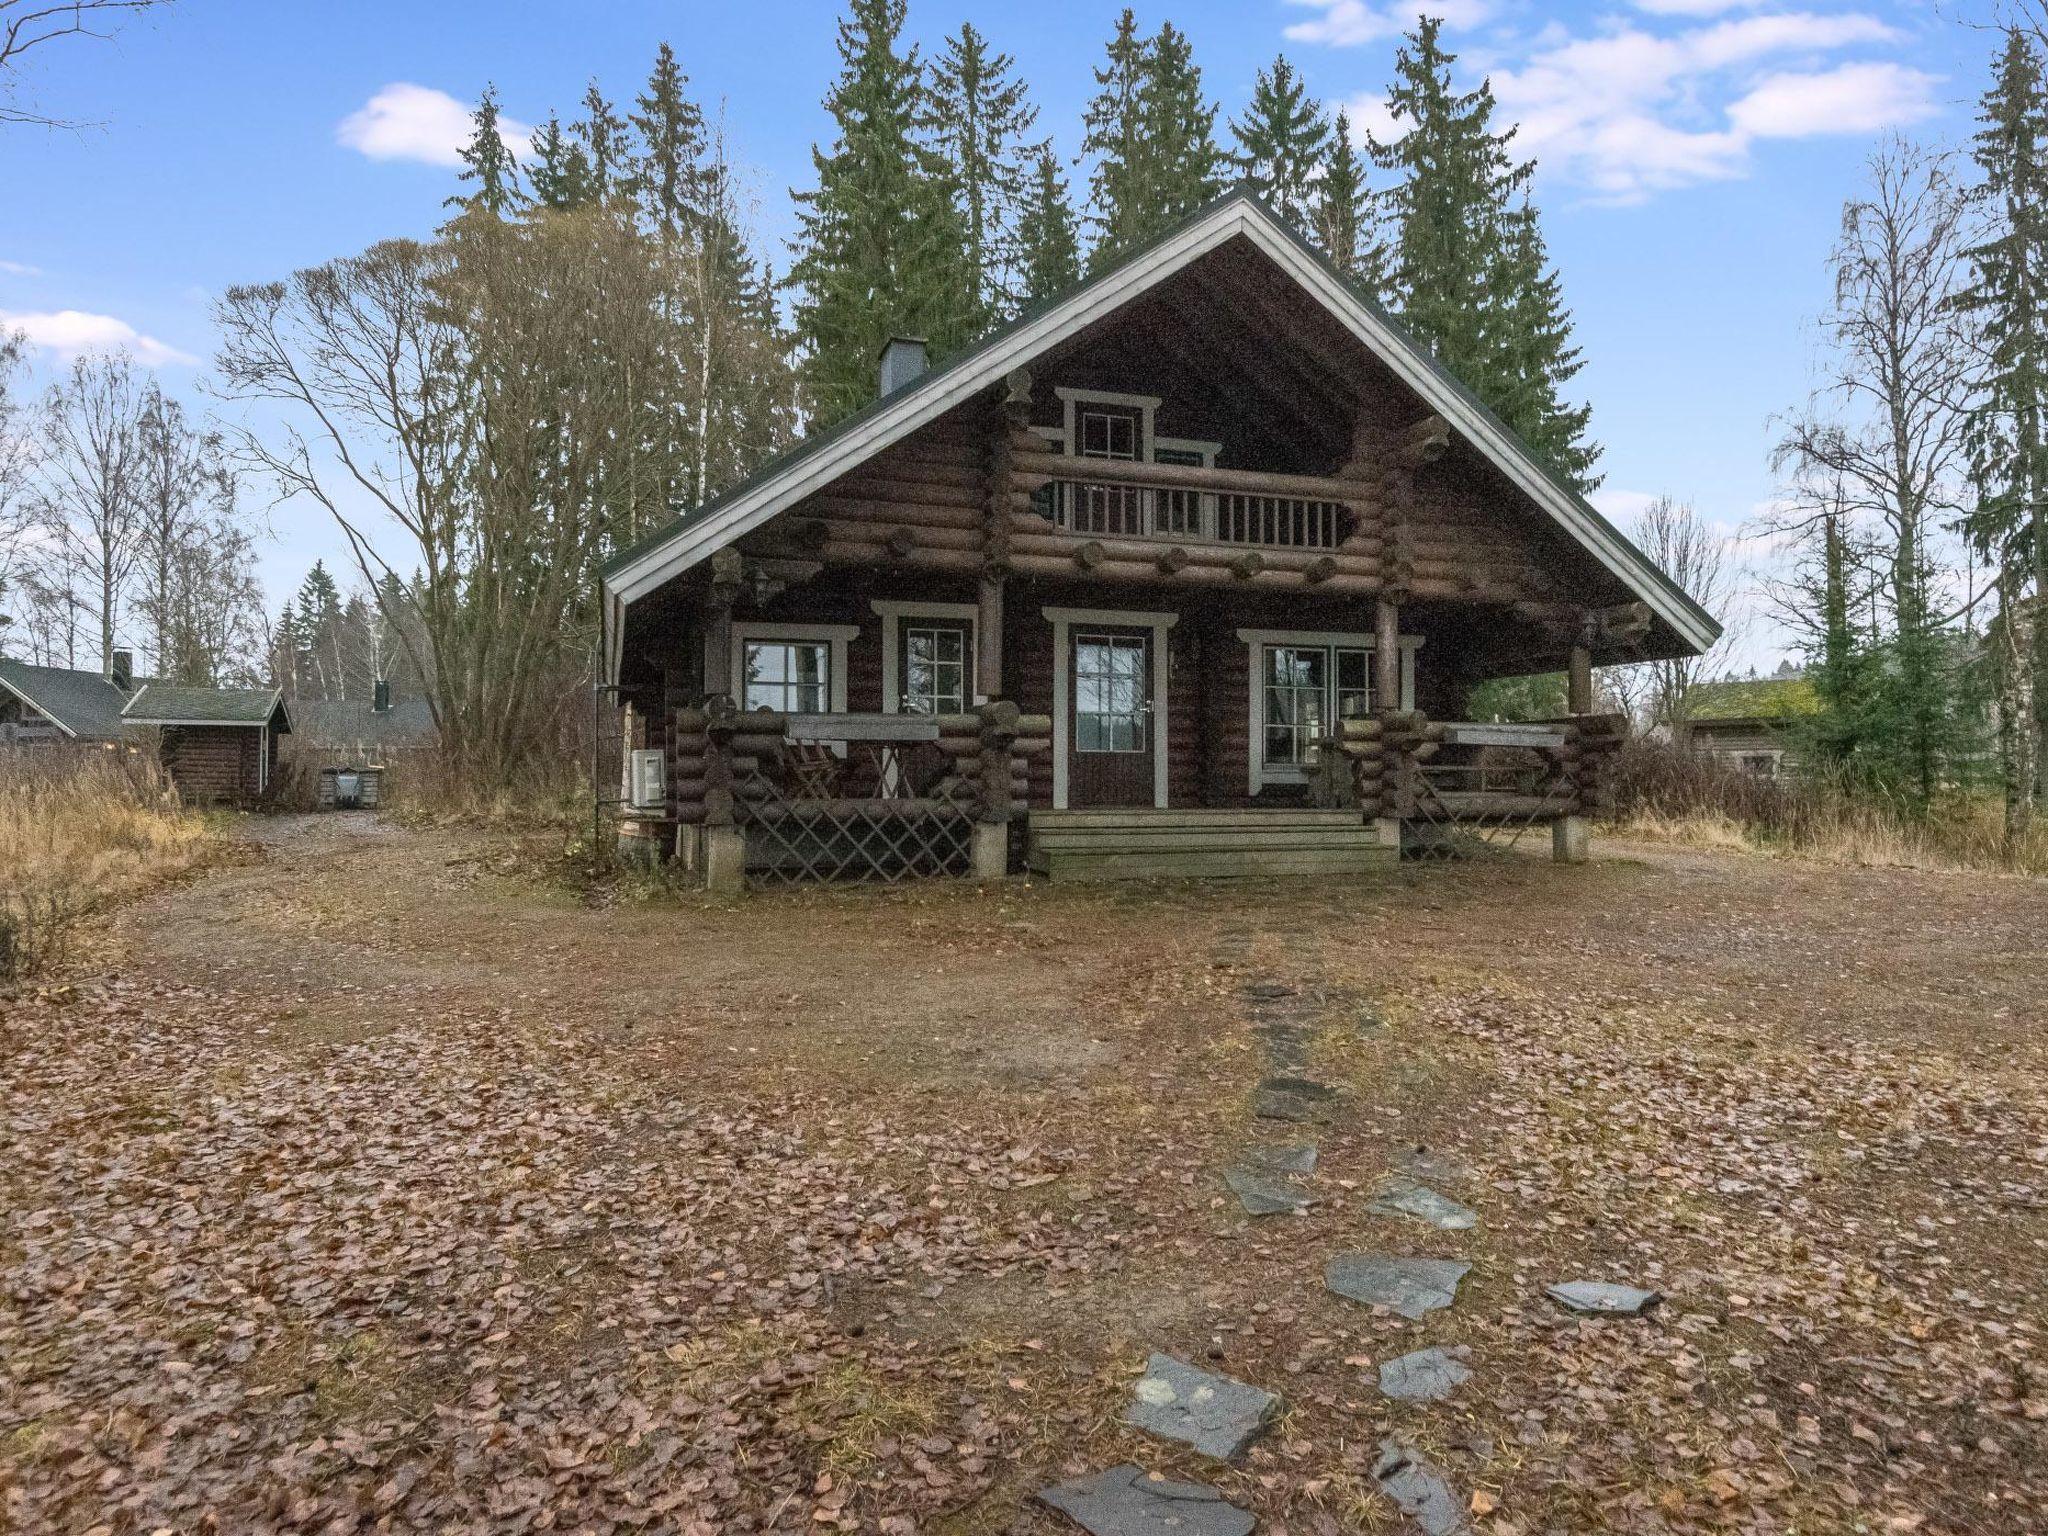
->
xmin=1369 ymin=19 xmax=1597 ymax=489
xmin=527 ymin=115 xmax=593 ymax=212
xmin=447 ymin=84 xmax=524 ymax=216
xmin=631 ymin=42 xmax=707 ymax=236
xmin=789 ymin=0 xmax=978 ymax=423
xmin=1081 ymin=15 xmax=1221 ymax=271
xmin=924 ymin=24 xmax=1040 ymax=320
xmin=1370 ymin=18 xmax=1527 ymax=385
xmin=1137 ymin=23 xmax=1222 ymax=226
xmin=1313 ymin=109 xmax=1374 ymax=285
xmin=575 ymin=81 xmax=633 ymax=205
xmin=1491 ymin=199 xmax=1601 ymax=491
xmin=1229 ymin=54 xmax=1329 ymax=229
xmin=1080 ymin=10 xmax=1151 ymax=269
xmin=1955 ymin=27 xmax=2048 ymax=805
xmin=1016 ymin=146 xmax=1082 ymax=302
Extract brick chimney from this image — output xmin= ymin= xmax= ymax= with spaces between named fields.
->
xmin=108 ymin=649 xmax=132 ymax=691
xmin=373 ymin=678 xmax=391 ymax=714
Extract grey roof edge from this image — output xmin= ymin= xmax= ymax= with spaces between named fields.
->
xmin=121 ymin=682 xmax=291 ymax=729
xmin=0 ymin=667 xmax=81 ymax=737
xmin=600 ymin=186 xmax=1721 ymax=658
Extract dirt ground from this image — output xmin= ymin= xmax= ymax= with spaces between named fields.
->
xmin=3 ymin=814 xmax=2044 ymax=1535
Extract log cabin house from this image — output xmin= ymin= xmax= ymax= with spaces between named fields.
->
xmin=600 ymin=191 xmax=1720 ymax=887
xmin=0 ymin=652 xmax=290 ymax=805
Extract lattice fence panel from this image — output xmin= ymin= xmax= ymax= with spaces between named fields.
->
xmin=739 ymin=768 xmax=977 ymax=886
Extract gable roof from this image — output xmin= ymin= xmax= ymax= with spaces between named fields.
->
xmin=290 ymin=695 xmax=437 ymax=750
xmin=0 ymin=658 xmax=133 ymax=739
xmin=122 ymin=682 xmax=290 ymax=729
xmin=600 ymin=188 xmax=1721 ymax=665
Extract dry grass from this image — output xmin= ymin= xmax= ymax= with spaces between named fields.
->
xmin=1608 ymin=737 xmax=2048 ymax=877
xmin=0 ymin=747 xmax=209 ymax=980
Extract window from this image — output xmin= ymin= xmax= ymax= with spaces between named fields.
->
xmin=1261 ymin=643 xmax=1374 ymax=771
xmin=742 ymin=639 xmax=831 ymax=713
xmin=901 ymin=623 xmax=967 ymax=715
xmin=1075 ymin=633 xmax=1148 ymax=753
xmin=1079 ymin=408 xmax=1139 ymax=460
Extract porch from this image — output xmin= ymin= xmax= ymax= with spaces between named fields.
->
xmin=635 ymin=701 xmax=1622 ymax=888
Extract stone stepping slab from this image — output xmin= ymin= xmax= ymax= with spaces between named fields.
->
xmin=1123 ymin=1354 xmax=1280 ymax=1462
xmin=1224 ymin=1164 xmax=1315 ymax=1216
xmin=1326 ymin=1255 xmax=1472 ymax=1320
xmin=1037 ymin=1463 xmax=1255 ymax=1536
xmin=1376 ymin=1346 xmax=1472 ymax=1403
xmin=1373 ymin=1439 xmax=1471 ymax=1536
xmin=1548 ymin=1279 xmax=1662 ymax=1316
xmin=1367 ymin=1179 xmax=1477 ymax=1232
xmin=1253 ymin=1075 xmax=1338 ymax=1123
xmin=1241 ymin=1142 xmax=1317 ymax=1175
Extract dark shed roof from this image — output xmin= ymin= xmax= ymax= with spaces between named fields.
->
xmin=0 ymin=659 xmax=133 ymax=739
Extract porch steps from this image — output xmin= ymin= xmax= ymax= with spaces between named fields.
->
xmin=1026 ymin=809 xmax=1395 ymax=882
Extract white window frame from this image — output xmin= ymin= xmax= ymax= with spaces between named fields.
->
xmin=1236 ymin=627 xmax=1424 ymax=794
xmin=871 ymin=600 xmax=981 ymax=712
xmin=1046 ymin=605 xmax=1179 ymax=810
xmin=730 ymin=622 xmax=857 ymax=717
xmin=1052 ymin=387 xmax=1161 ymax=464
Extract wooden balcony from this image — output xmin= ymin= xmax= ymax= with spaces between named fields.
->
xmin=1018 ymin=454 xmax=1358 ymax=553
xmin=1042 ymin=479 xmax=1346 ymax=550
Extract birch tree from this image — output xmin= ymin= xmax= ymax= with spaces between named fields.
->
xmin=1776 ymin=139 xmax=1978 ymax=807
xmin=34 ymin=350 xmax=146 ymax=671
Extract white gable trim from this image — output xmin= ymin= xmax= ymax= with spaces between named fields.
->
xmin=602 ymin=197 xmax=1719 ymax=657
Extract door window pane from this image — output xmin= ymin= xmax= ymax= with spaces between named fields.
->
xmin=743 ymin=640 xmax=831 ymax=713
xmin=1076 ymin=635 xmax=1147 ymax=754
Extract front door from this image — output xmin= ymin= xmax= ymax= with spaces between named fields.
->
xmin=1069 ymin=626 xmax=1156 ymax=807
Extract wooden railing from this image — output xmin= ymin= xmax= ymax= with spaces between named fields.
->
xmin=1045 ymin=478 xmax=1345 ymax=550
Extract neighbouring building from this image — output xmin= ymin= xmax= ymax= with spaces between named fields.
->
xmin=1675 ymin=673 xmax=1819 ymax=778
xmin=599 ymin=192 xmax=1721 ymax=888
xmin=289 ymin=686 xmax=437 ymax=761
xmin=0 ymin=651 xmax=290 ymax=805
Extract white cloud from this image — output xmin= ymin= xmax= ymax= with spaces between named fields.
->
xmin=1285 ymin=0 xmax=1493 ymax=49
xmin=1729 ymin=60 xmax=1939 ymax=138
xmin=1630 ymin=0 xmax=1770 ymax=14
xmin=0 ymin=309 xmax=198 ymax=367
xmin=1591 ymin=488 xmax=1664 ymax=526
xmin=1481 ymin=11 xmax=1934 ymax=201
xmin=336 ymin=82 xmax=532 ymax=169
xmin=0 ymin=259 xmax=41 ymax=278
xmin=1339 ymin=91 xmax=1405 ymax=146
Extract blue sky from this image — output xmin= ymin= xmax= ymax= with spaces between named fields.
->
xmin=0 ymin=0 xmax=2003 ymax=668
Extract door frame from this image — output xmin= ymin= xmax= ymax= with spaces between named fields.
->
xmin=1045 ymin=605 xmax=1178 ymax=810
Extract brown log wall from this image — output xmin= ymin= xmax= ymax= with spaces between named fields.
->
xmin=162 ymin=725 xmax=264 ymax=804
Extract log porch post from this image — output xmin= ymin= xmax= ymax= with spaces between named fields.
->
xmin=976 ymin=576 xmax=1004 ymax=701
xmin=701 ymin=546 xmax=744 ymax=701
xmin=1374 ymin=596 xmax=1401 ymax=711
xmin=1557 ymin=616 xmax=1595 ymax=863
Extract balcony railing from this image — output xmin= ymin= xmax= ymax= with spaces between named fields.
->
xmin=1042 ymin=479 xmax=1346 ymax=550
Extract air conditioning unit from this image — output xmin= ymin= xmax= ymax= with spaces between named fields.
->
xmin=629 ymin=749 xmax=666 ymax=811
